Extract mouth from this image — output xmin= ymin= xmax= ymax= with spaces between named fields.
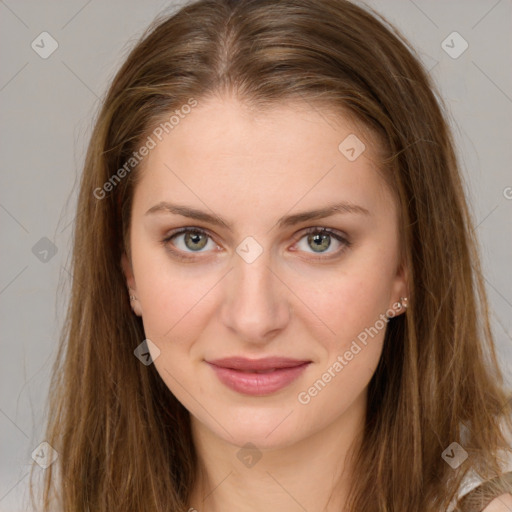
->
xmin=236 ymin=368 xmax=284 ymax=374
xmin=205 ymin=357 xmax=312 ymax=396
xmin=206 ymin=356 xmax=311 ymax=371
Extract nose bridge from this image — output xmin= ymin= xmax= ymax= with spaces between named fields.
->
xmin=220 ymin=243 xmax=290 ymax=342
xmin=235 ymin=248 xmax=274 ymax=303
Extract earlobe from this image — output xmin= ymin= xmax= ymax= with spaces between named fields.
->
xmin=390 ymin=262 xmax=410 ymax=316
xmin=395 ymin=296 xmax=409 ymax=315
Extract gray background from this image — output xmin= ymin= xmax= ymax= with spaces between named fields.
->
xmin=1 ymin=1 xmax=511 ymax=510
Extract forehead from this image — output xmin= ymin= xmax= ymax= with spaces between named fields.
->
xmin=148 ymin=95 xmax=379 ymax=164
xmin=133 ymin=95 xmax=395 ymax=223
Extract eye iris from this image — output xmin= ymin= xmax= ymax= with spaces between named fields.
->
xmin=308 ymin=232 xmax=331 ymax=253
xmin=184 ymin=231 xmax=208 ymax=251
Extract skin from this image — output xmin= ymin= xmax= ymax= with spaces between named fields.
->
xmin=122 ymin=95 xmax=408 ymax=511
xmin=483 ymin=494 xmax=512 ymax=511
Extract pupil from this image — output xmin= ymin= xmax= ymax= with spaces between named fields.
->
xmin=309 ymin=232 xmax=330 ymax=253
xmin=185 ymin=231 xmax=207 ymax=251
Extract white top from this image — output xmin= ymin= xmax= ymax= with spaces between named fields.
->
xmin=446 ymin=420 xmax=512 ymax=511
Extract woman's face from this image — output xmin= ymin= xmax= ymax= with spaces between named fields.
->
xmin=122 ymin=95 xmax=407 ymax=449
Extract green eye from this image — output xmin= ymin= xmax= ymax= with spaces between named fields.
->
xmin=295 ymin=227 xmax=350 ymax=257
xmin=307 ymin=231 xmax=332 ymax=252
xmin=162 ymin=226 xmax=351 ymax=262
xmin=182 ymin=230 xmax=208 ymax=251
xmin=164 ymin=228 xmax=212 ymax=254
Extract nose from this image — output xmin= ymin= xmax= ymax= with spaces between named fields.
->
xmin=219 ymin=249 xmax=292 ymax=345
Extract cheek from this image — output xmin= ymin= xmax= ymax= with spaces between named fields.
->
xmin=132 ymin=241 xmax=217 ymax=345
xmin=295 ymin=267 xmax=391 ymax=414
xmin=291 ymin=258 xmax=395 ymax=352
xmin=132 ymin=219 xmax=398 ymax=352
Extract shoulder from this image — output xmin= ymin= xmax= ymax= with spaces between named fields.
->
xmin=481 ymin=493 xmax=512 ymax=511
xmin=454 ymin=473 xmax=512 ymax=512
xmin=449 ymin=465 xmax=512 ymax=511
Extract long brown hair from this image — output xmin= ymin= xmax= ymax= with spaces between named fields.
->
xmin=32 ymin=0 xmax=512 ymax=510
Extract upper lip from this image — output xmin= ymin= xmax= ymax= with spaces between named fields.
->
xmin=206 ymin=357 xmax=311 ymax=371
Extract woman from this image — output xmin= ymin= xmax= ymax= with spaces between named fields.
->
xmin=32 ymin=0 xmax=512 ymax=510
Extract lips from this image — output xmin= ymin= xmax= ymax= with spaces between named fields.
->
xmin=207 ymin=356 xmax=311 ymax=371
xmin=206 ymin=357 xmax=311 ymax=396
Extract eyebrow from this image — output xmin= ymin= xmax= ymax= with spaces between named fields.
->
xmin=145 ymin=201 xmax=370 ymax=230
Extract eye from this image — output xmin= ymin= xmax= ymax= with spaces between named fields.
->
xmin=162 ymin=226 xmax=351 ymax=262
xmin=293 ymin=227 xmax=351 ymax=259
xmin=162 ymin=227 xmax=218 ymax=259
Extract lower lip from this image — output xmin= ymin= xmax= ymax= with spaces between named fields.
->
xmin=207 ymin=362 xmax=310 ymax=396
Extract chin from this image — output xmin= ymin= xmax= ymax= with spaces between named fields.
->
xmin=197 ymin=405 xmax=308 ymax=450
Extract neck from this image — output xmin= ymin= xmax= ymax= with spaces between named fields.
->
xmin=187 ymin=391 xmax=367 ymax=512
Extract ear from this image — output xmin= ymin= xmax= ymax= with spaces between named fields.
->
xmin=388 ymin=260 xmax=409 ymax=317
xmin=121 ymin=252 xmax=142 ymax=317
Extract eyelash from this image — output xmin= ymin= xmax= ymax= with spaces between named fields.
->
xmin=161 ymin=226 xmax=352 ymax=262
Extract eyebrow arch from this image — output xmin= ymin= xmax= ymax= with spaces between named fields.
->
xmin=145 ymin=201 xmax=370 ymax=230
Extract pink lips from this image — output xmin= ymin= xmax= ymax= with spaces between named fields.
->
xmin=206 ymin=357 xmax=311 ymax=396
